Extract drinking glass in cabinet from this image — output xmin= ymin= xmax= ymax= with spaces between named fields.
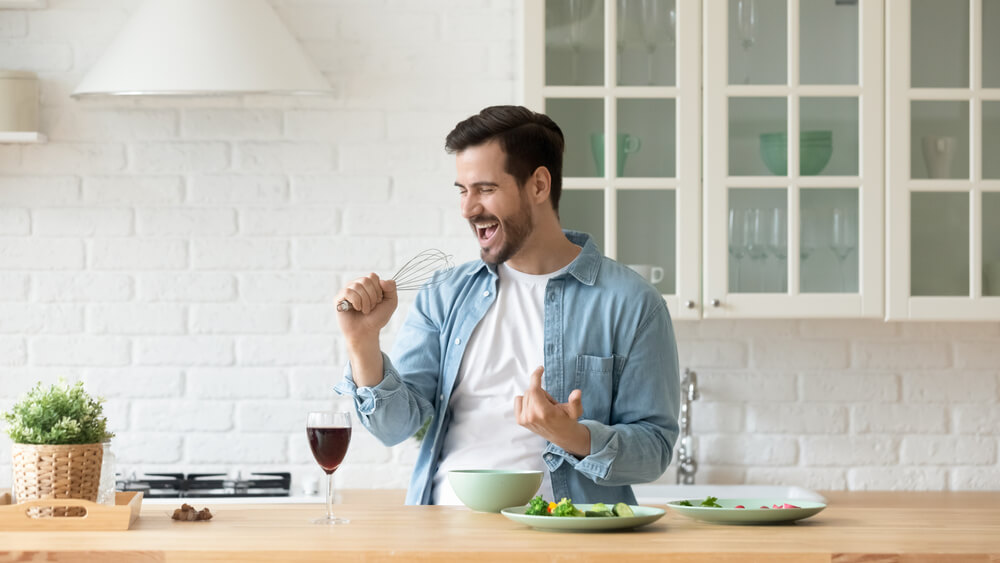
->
xmin=746 ymin=208 xmax=770 ymax=291
xmin=545 ymin=0 xmax=604 ymax=86
xmin=830 ymin=207 xmax=858 ymax=292
xmin=728 ymin=0 xmax=785 ymax=85
xmin=767 ymin=207 xmax=788 ymax=292
xmin=617 ymin=0 xmax=676 ymax=86
xmin=728 ymin=207 xmax=749 ymax=292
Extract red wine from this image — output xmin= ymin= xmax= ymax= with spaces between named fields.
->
xmin=307 ymin=426 xmax=352 ymax=474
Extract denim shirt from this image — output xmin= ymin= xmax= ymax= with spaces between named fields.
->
xmin=335 ymin=231 xmax=680 ymax=505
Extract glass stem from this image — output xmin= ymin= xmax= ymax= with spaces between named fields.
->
xmin=326 ymin=472 xmax=335 ymax=519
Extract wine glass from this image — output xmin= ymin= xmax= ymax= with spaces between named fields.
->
xmin=728 ymin=207 xmax=749 ymax=292
xmin=639 ymin=0 xmax=676 ymax=85
xmin=568 ymin=0 xmax=588 ymax=84
xmin=746 ymin=208 xmax=770 ymax=292
xmin=830 ymin=207 xmax=858 ymax=292
xmin=736 ymin=0 xmax=757 ymax=84
xmin=617 ymin=0 xmax=636 ymax=84
xmin=306 ymin=411 xmax=352 ymax=525
xmin=800 ymin=207 xmax=822 ymax=290
xmin=767 ymin=207 xmax=788 ymax=292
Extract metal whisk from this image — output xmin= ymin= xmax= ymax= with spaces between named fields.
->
xmin=336 ymin=249 xmax=455 ymax=312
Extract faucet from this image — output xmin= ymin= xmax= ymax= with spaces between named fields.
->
xmin=676 ymin=368 xmax=699 ymax=485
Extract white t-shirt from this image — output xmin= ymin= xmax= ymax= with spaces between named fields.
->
xmin=432 ymin=262 xmax=568 ymax=505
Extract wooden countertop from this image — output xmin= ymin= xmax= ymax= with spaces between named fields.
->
xmin=1 ymin=490 xmax=998 ymax=562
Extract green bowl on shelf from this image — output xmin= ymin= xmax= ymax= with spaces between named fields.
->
xmin=759 ymin=130 xmax=833 ymax=176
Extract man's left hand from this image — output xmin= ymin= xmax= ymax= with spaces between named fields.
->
xmin=514 ymin=366 xmax=591 ymax=458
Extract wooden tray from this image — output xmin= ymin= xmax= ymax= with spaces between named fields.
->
xmin=0 ymin=490 xmax=143 ymax=530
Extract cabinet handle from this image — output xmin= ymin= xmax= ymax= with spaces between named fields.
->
xmin=684 ymin=300 xmax=695 ymax=309
xmin=710 ymin=299 xmax=721 ymax=307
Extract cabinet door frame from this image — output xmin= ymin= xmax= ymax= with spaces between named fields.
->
xmin=702 ymin=0 xmax=884 ymax=318
xmin=886 ymin=0 xmax=1000 ymax=320
xmin=523 ymin=0 xmax=704 ymax=320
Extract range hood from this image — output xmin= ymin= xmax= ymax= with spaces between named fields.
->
xmin=72 ymin=0 xmax=331 ymax=97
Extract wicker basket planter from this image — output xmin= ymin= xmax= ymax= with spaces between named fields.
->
xmin=12 ymin=442 xmax=103 ymax=517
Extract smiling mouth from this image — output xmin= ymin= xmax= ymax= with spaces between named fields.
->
xmin=474 ymin=220 xmax=499 ymax=243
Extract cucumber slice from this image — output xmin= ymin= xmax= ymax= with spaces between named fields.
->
xmin=612 ymin=502 xmax=634 ymax=517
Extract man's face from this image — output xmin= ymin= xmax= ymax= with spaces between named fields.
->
xmin=455 ymin=141 xmax=534 ymax=266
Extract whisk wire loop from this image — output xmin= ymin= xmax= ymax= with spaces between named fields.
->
xmin=336 ymin=249 xmax=455 ymax=312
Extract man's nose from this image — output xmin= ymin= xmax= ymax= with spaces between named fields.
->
xmin=461 ymin=194 xmax=482 ymax=219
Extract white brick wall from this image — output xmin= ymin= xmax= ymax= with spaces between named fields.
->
xmin=0 ymin=0 xmax=997 ymax=495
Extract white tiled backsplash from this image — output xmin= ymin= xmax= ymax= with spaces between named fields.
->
xmin=0 ymin=1 xmax=997 ymax=492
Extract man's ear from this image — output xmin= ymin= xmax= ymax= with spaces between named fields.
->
xmin=529 ymin=166 xmax=552 ymax=204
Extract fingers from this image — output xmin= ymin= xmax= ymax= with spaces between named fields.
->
xmin=529 ymin=366 xmax=544 ymax=389
xmin=380 ymin=278 xmax=397 ymax=301
xmin=565 ymin=389 xmax=584 ymax=419
xmin=340 ymin=274 xmax=383 ymax=314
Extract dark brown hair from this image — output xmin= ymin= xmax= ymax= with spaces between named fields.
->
xmin=445 ymin=105 xmax=565 ymax=211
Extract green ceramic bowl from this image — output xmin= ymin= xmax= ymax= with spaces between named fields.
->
xmin=759 ymin=130 xmax=833 ymax=176
xmin=448 ymin=469 xmax=543 ymax=513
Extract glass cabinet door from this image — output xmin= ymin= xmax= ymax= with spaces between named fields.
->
xmin=525 ymin=0 xmax=702 ymax=318
xmin=886 ymin=0 xmax=1000 ymax=319
xmin=704 ymin=0 xmax=884 ymax=318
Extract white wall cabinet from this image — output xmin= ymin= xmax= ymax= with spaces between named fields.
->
xmin=524 ymin=0 xmax=703 ymax=319
xmin=703 ymin=0 xmax=883 ymax=318
xmin=885 ymin=0 xmax=1000 ymax=320
xmin=525 ymin=0 xmax=885 ymax=319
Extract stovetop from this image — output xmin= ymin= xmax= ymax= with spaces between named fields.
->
xmin=116 ymin=471 xmax=292 ymax=498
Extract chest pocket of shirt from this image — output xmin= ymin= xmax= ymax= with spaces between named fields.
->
xmin=574 ymin=354 xmax=622 ymax=424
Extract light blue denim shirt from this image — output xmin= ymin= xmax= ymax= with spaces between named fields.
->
xmin=335 ymin=231 xmax=680 ymax=505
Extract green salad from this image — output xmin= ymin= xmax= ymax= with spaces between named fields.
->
xmin=675 ymin=495 xmax=723 ymax=508
xmin=524 ymin=496 xmax=635 ymax=518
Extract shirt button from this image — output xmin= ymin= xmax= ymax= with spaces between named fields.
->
xmin=547 ymin=293 xmax=555 ymax=302
xmin=454 ymin=337 xmax=461 ymax=345
xmin=439 ymin=394 xmax=445 ymax=402
xmin=483 ymin=290 xmax=490 ymax=297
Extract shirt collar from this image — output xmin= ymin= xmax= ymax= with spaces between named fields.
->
xmin=465 ymin=229 xmax=601 ymax=286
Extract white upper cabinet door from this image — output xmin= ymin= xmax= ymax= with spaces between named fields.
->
xmin=886 ymin=0 xmax=1000 ymax=320
xmin=524 ymin=0 xmax=703 ymax=319
xmin=703 ymin=0 xmax=884 ymax=318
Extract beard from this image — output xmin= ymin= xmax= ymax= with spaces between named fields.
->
xmin=473 ymin=193 xmax=533 ymax=266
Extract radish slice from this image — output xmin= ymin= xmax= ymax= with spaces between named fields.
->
xmin=735 ymin=505 xmax=745 ymax=509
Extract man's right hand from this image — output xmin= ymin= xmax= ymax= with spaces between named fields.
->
xmin=335 ymin=274 xmax=398 ymax=343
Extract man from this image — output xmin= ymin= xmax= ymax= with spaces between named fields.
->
xmin=334 ymin=105 xmax=679 ymax=505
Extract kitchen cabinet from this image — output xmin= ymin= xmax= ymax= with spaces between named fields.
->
xmin=526 ymin=0 xmax=884 ymax=319
xmin=524 ymin=0 xmax=703 ymax=319
xmin=886 ymin=0 xmax=1000 ymax=320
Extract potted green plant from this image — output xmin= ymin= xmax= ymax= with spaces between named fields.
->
xmin=4 ymin=380 xmax=113 ymax=517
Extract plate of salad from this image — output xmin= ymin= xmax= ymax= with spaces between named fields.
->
xmin=501 ymin=496 xmax=665 ymax=532
xmin=666 ymin=496 xmax=826 ymax=524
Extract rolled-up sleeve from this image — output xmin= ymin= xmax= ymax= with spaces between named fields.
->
xmin=333 ymin=290 xmax=445 ymax=447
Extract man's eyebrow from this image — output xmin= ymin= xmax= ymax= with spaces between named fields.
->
xmin=454 ymin=181 xmax=500 ymax=188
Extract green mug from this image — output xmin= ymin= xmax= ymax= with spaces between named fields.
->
xmin=590 ymin=133 xmax=642 ymax=176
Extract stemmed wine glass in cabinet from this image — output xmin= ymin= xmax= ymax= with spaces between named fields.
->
xmin=306 ymin=411 xmax=352 ymax=525
xmin=746 ymin=208 xmax=770 ymax=292
xmin=830 ymin=207 xmax=858 ymax=292
xmin=729 ymin=207 xmax=749 ymax=292
xmin=767 ymin=207 xmax=788 ymax=292
xmin=638 ymin=0 xmax=675 ymax=85
xmin=736 ymin=0 xmax=757 ymax=84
